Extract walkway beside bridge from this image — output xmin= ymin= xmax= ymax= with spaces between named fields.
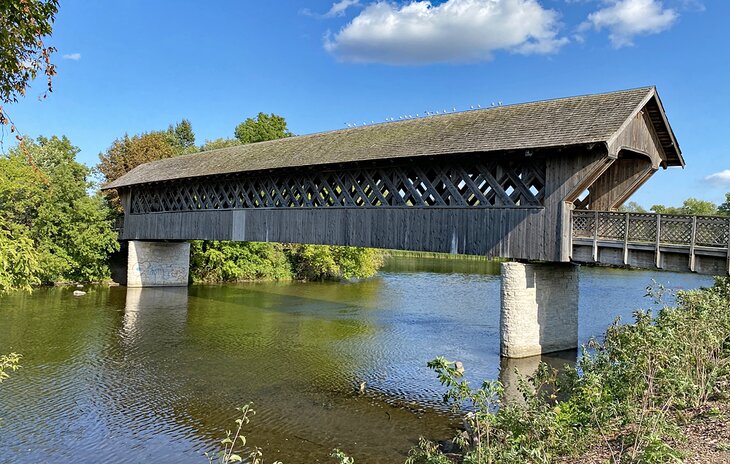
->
xmin=103 ymin=86 xmax=692 ymax=358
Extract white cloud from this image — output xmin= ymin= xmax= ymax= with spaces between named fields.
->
xmin=705 ymin=170 xmax=730 ymax=188
xmin=583 ymin=0 xmax=678 ymax=47
xmin=62 ymin=53 xmax=81 ymax=60
xmin=324 ymin=0 xmax=569 ymax=65
xmin=325 ymin=0 xmax=361 ymax=17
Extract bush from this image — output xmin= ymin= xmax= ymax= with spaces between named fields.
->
xmin=190 ymin=241 xmax=292 ymax=282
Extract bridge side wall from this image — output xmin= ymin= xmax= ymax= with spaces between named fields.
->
xmin=543 ymin=149 xmax=610 ymax=262
xmin=121 ymin=207 xmax=547 ymax=259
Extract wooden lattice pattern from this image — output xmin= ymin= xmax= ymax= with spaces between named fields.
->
xmin=572 ymin=211 xmax=730 ymax=248
xmin=130 ymin=159 xmax=546 ymax=214
xmin=627 ymin=214 xmax=657 ymax=242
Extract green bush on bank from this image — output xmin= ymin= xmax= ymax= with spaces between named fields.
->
xmin=405 ymin=277 xmax=730 ymax=464
xmin=190 ymin=241 xmax=384 ymax=283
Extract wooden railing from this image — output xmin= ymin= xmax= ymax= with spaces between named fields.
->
xmin=571 ymin=210 xmax=730 ymax=272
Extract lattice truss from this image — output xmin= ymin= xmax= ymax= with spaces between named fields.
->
xmin=572 ymin=211 xmax=730 ymax=248
xmin=129 ymin=159 xmax=546 ymax=214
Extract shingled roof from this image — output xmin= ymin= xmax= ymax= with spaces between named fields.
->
xmin=104 ymin=87 xmax=683 ymax=189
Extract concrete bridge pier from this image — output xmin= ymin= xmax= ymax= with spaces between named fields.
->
xmin=127 ymin=241 xmax=190 ymax=288
xmin=500 ymin=262 xmax=579 ymax=358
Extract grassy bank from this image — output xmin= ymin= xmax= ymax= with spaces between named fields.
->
xmin=403 ymin=278 xmax=730 ymax=464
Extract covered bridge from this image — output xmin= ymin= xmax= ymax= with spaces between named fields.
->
xmin=105 ymin=87 xmax=709 ymax=358
xmin=107 ymin=86 xmax=683 ymax=263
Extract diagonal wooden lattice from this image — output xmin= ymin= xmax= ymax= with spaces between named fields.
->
xmin=572 ymin=211 xmax=730 ymax=249
xmin=627 ymin=214 xmax=657 ymax=242
xmin=597 ymin=212 xmax=626 ymax=240
xmin=660 ymin=216 xmax=692 ymax=245
xmin=696 ymin=217 xmax=730 ymax=247
xmin=130 ymin=159 xmax=546 ymax=214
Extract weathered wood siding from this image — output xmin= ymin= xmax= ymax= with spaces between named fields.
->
xmin=608 ymin=109 xmax=667 ymax=168
xmin=589 ymin=156 xmax=654 ymax=210
xmin=122 ymin=207 xmax=546 ymax=259
xmin=542 ymin=147 xmax=610 ymax=261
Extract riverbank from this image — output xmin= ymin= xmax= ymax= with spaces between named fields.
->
xmin=405 ymin=277 xmax=730 ymax=464
xmin=559 ymin=401 xmax=730 ymax=464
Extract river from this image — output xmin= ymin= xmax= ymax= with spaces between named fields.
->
xmin=0 ymin=257 xmax=714 ymax=463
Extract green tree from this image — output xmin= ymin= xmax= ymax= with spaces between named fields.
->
xmin=1 ymin=136 xmax=119 ymax=285
xmin=651 ymin=198 xmax=718 ymax=216
xmin=0 ymin=0 xmax=58 ymax=127
xmin=718 ymin=193 xmax=730 ymax=216
xmin=618 ymin=201 xmax=647 ymax=213
xmin=166 ymin=118 xmax=196 ymax=154
xmin=234 ymin=112 xmax=293 ymax=144
xmin=98 ymin=131 xmax=177 ymax=184
xmin=201 ymin=137 xmax=241 ymax=151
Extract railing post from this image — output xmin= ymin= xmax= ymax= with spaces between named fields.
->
xmin=655 ymin=214 xmax=662 ymax=269
xmin=689 ymin=216 xmax=697 ymax=272
xmin=623 ymin=212 xmax=630 ymax=265
xmin=592 ymin=210 xmax=599 ymax=262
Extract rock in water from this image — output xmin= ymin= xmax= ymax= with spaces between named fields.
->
xmin=73 ymin=290 xmax=86 ymax=296
xmin=455 ymin=361 xmax=465 ymax=374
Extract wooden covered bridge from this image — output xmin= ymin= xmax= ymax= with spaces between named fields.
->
xmin=105 ymin=87 xmax=725 ymax=358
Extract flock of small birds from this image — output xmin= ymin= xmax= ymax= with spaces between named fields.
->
xmin=344 ymin=102 xmax=504 ymax=128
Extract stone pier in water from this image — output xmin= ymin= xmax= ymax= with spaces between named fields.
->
xmin=127 ymin=241 xmax=190 ymax=288
xmin=500 ymin=262 xmax=579 ymax=358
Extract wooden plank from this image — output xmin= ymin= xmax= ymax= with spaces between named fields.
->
xmin=593 ymin=210 xmax=599 ymax=262
xmin=623 ymin=212 xmax=630 ymax=265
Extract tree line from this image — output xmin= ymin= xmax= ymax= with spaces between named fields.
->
xmin=620 ymin=195 xmax=730 ymax=216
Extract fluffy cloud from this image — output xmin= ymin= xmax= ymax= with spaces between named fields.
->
xmin=325 ymin=0 xmax=361 ymax=17
xmin=584 ymin=0 xmax=678 ymax=47
xmin=324 ymin=0 xmax=568 ymax=65
xmin=62 ymin=53 xmax=81 ymax=60
xmin=705 ymin=170 xmax=730 ymax=188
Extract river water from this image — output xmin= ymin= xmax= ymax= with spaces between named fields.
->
xmin=0 ymin=257 xmax=714 ymax=463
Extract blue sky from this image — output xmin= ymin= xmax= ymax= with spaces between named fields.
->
xmin=4 ymin=0 xmax=729 ymax=207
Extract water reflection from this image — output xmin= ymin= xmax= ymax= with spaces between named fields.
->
xmin=499 ymin=350 xmax=577 ymax=404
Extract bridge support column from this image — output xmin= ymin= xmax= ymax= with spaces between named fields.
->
xmin=127 ymin=241 xmax=190 ymax=288
xmin=500 ymin=262 xmax=579 ymax=358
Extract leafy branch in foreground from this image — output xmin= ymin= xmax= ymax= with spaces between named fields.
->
xmin=0 ymin=353 xmax=21 ymax=383
xmin=205 ymin=403 xmax=282 ymax=464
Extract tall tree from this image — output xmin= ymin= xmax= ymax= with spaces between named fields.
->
xmin=1 ymin=136 xmax=119 ymax=285
xmin=0 ymin=0 xmax=59 ymax=129
xmin=234 ymin=112 xmax=293 ymax=144
xmin=98 ymin=131 xmax=177 ymax=184
xmin=167 ymin=119 xmax=196 ymax=154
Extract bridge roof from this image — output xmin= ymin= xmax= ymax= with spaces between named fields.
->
xmin=105 ymin=86 xmax=683 ymax=189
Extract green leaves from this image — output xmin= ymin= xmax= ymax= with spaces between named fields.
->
xmin=0 ymin=0 xmax=59 ymax=125
xmin=0 ymin=136 xmax=119 ymax=291
xmin=234 ymin=112 xmax=292 ymax=144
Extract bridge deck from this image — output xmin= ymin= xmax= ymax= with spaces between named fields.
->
xmin=571 ymin=210 xmax=730 ymax=276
